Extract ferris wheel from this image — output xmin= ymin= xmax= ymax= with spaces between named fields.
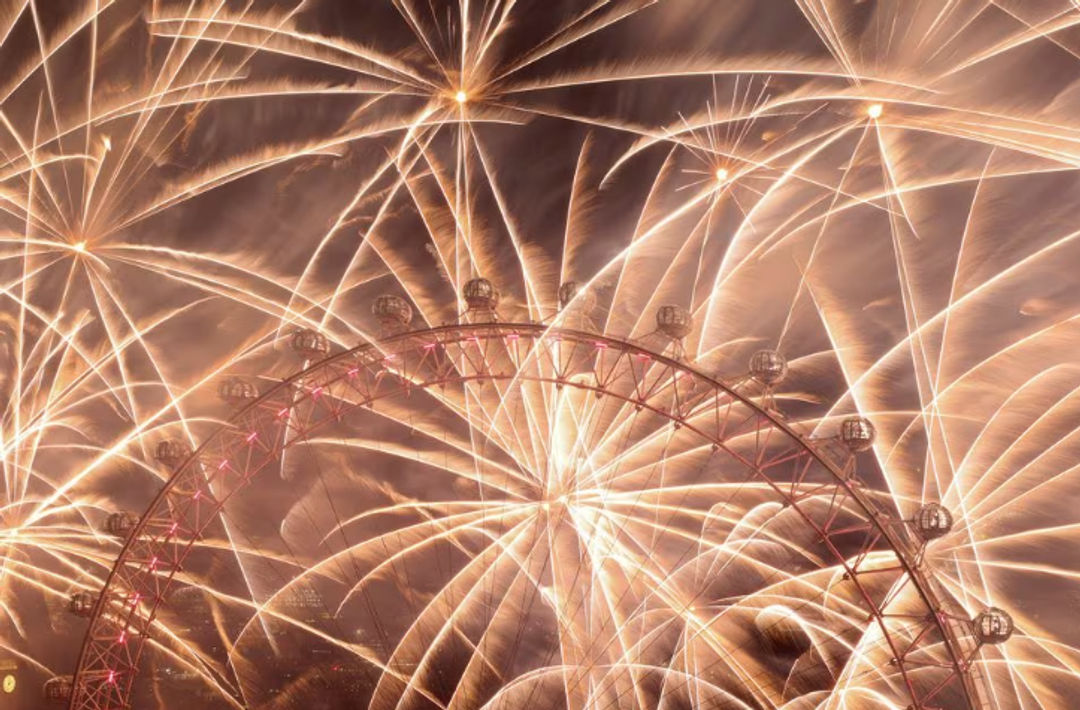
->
xmin=57 ymin=284 xmax=1010 ymax=710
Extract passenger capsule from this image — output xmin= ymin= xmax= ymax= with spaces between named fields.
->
xmin=463 ymin=278 xmax=499 ymax=311
xmin=655 ymin=305 xmax=693 ymax=339
xmin=290 ymin=329 xmax=330 ymax=359
xmin=218 ymin=377 xmax=259 ymax=405
xmin=372 ymin=294 xmax=413 ymax=332
xmin=43 ymin=676 xmax=74 ymax=701
xmin=103 ymin=511 xmax=139 ymax=538
xmin=973 ymin=607 xmax=1014 ymax=645
xmin=914 ymin=503 xmax=953 ymax=541
xmin=749 ymin=349 xmax=787 ymax=385
xmin=154 ymin=439 xmax=193 ymax=470
xmin=839 ymin=416 xmax=876 ymax=453
xmin=68 ymin=590 xmax=98 ymax=618
xmin=558 ymin=281 xmax=581 ymax=310
xmin=558 ymin=281 xmax=596 ymax=312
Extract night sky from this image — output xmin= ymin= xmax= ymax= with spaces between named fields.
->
xmin=2 ymin=1 xmax=1079 ymax=708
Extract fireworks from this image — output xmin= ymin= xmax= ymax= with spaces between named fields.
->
xmin=0 ymin=1 xmax=1077 ymax=708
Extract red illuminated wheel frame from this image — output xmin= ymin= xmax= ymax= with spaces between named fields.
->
xmin=69 ymin=323 xmax=986 ymax=709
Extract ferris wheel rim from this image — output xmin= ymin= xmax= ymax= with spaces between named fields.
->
xmin=67 ymin=321 xmax=981 ymax=710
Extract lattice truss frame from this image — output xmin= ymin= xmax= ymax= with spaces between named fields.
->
xmin=69 ymin=324 xmax=988 ymax=710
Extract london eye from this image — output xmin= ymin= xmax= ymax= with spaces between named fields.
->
xmin=67 ymin=306 xmax=1003 ymax=708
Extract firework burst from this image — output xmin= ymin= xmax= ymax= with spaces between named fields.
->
xmin=0 ymin=1 xmax=1077 ymax=709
